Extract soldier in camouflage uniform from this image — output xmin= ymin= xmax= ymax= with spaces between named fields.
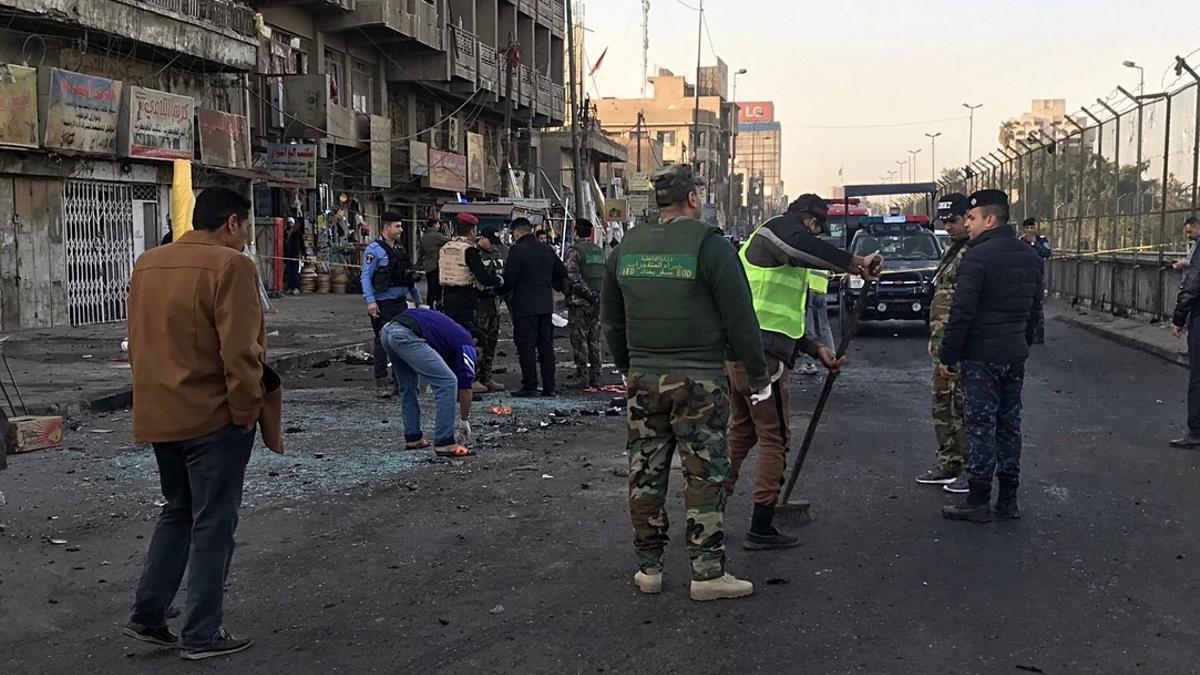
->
xmin=916 ymin=194 xmax=972 ymax=493
xmin=565 ymin=219 xmax=605 ymax=387
xmin=601 ymin=164 xmax=770 ymax=601
xmin=474 ymin=227 xmax=507 ymax=392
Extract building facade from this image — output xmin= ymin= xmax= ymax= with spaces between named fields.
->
xmin=0 ymin=0 xmax=566 ymax=330
xmin=999 ymin=98 xmax=1069 ymax=148
xmin=592 ymin=65 xmax=731 ymax=226
xmin=732 ymin=101 xmax=785 ymax=235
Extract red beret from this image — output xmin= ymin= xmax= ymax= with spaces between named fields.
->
xmin=456 ymin=212 xmax=479 ymax=226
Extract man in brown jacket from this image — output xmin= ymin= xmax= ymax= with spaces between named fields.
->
xmin=123 ymin=187 xmax=280 ymax=661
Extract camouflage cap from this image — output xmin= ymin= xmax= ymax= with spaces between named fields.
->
xmin=651 ymin=164 xmax=704 ymax=203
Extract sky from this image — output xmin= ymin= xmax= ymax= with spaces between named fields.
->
xmin=576 ymin=0 xmax=1200 ymax=198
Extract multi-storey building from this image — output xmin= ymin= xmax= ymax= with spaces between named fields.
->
xmin=0 ymin=0 xmax=566 ymax=330
xmin=732 ymin=100 xmax=785 ymax=234
xmin=592 ymin=64 xmax=732 ymax=226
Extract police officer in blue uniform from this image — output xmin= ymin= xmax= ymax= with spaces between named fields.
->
xmin=363 ymin=211 xmax=422 ymax=398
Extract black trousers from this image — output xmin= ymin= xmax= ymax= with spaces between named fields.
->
xmin=1188 ymin=314 xmax=1200 ymax=435
xmin=426 ymin=273 xmax=443 ymax=309
xmin=514 ymin=313 xmax=555 ymax=392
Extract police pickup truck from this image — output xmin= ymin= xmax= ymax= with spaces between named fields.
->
xmin=839 ymin=217 xmax=941 ymax=329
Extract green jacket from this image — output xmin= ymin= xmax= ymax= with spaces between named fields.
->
xmin=417 ymin=228 xmax=450 ymax=273
xmin=929 ymin=238 xmax=968 ymax=356
xmin=600 ymin=216 xmax=770 ymax=389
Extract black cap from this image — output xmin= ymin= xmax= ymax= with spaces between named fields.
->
xmin=967 ymin=189 xmax=1008 ymax=209
xmin=789 ymin=193 xmax=829 ymax=222
xmin=381 ymin=211 xmax=404 ymax=223
xmin=935 ymin=193 xmax=969 ymax=219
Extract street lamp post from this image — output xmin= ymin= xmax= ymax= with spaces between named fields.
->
xmin=963 ymin=102 xmax=982 ymax=164
xmin=1123 ymin=60 xmax=1145 ymax=96
xmin=908 ymin=148 xmax=922 ymax=183
xmin=728 ymin=67 xmax=747 ymax=236
xmin=925 ymin=132 xmax=941 ymax=182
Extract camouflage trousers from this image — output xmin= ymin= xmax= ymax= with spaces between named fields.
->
xmin=931 ymin=358 xmax=968 ymax=472
xmin=476 ymin=299 xmax=501 ymax=383
xmin=569 ymin=302 xmax=602 ymax=376
xmin=961 ymin=360 xmax=1026 ymax=493
xmin=626 ymin=371 xmax=730 ymax=582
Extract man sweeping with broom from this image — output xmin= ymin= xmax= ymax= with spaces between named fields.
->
xmin=725 ymin=194 xmax=881 ymax=550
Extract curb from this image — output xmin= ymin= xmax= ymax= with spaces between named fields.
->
xmin=1053 ymin=313 xmax=1188 ymax=369
xmin=29 ymin=341 xmax=369 ymax=418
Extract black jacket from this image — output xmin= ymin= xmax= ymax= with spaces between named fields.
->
xmin=1173 ymin=246 xmax=1200 ymax=326
xmin=499 ymin=234 xmax=567 ymax=317
xmin=939 ymin=226 xmax=1043 ymax=366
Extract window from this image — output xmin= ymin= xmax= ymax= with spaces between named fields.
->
xmin=351 ymin=60 xmax=374 ymax=114
xmin=324 ymin=49 xmax=344 ymax=105
xmin=657 ymin=130 xmax=676 ymax=147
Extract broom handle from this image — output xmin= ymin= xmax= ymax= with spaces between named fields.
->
xmin=779 ymin=282 xmax=870 ymax=505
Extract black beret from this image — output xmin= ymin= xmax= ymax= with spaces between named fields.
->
xmin=967 ymin=189 xmax=1008 ymax=209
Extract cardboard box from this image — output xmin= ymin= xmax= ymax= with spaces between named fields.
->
xmin=7 ymin=416 xmax=64 ymax=454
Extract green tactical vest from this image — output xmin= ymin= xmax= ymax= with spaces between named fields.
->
xmin=808 ymin=269 xmax=830 ymax=294
xmin=616 ymin=217 xmax=726 ymax=365
xmin=740 ymin=219 xmax=809 ymax=339
xmin=572 ymin=241 xmax=606 ymax=294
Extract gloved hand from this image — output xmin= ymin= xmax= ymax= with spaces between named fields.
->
xmin=455 ymin=419 xmax=472 ymax=444
xmin=750 ymin=384 xmax=773 ymax=405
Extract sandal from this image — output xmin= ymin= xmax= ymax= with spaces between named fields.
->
xmin=435 ymin=444 xmax=475 ymax=457
xmin=405 ymin=439 xmax=431 ymax=450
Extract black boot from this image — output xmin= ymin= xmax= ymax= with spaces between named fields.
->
xmin=942 ymin=482 xmax=993 ymax=523
xmin=994 ymin=479 xmax=1021 ymax=519
xmin=743 ymin=503 xmax=801 ymax=550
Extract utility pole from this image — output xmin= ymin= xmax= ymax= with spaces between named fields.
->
xmin=925 ymin=132 xmax=941 ymax=182
xmin=728 ymin=68 xmax=746 ymax=236
xmin=690 ymin=0 xmax=703 ymax=181
xmin=634 ymin=110 xmax=645 ymax=173
xmin=641 ymin=0 xmax=651 ymax=97
xmin=566 ymin=0 xmax=584 ymax=221
xmin=963 ymin=102 xmax=982 ymax=164
xmin=501 ymin=37 xmax=518 ymax=197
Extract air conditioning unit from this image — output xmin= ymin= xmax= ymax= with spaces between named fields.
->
xmin=268 ymin=77 xmax=285 ymax=128
xmin=448 ymin=118 xmax=462 ymax=152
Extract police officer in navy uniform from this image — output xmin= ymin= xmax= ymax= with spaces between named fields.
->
xmin=362 ymin=211 xmax=422 ymax=398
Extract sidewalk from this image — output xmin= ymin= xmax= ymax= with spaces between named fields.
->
xmin=1048 ymin=299 xmax=1188 ymax=368
xmin=0 ymin=293 xmax=373 ymax=417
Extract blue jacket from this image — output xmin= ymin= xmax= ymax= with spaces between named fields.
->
xmin=396 ymin=308 xmax=477 ymax=390
xmin=940 ymin=226 xmax=1043 ymax=366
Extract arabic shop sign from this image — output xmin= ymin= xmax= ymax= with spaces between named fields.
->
xmin=266 ymin=142 xmax=317 ymax=188
xmin=0 ymin=64 xmax=38 ymax=149
xmin=41 ymin=68 xmax=122 ymax=156
xmin=120 ymin=86 xmax=195 ymax=160
xmin=197 ymin=109 xmax=249 ymax=169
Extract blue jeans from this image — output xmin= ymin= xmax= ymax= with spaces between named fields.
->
xmin=380 ymin=322 xmax=459 ymax=446
xmin=130 ymin=424 xmax=254 ymax=649
xmin=961 ymin=360 xmax=1025 ymax=495
xmin=805 ymin=292 xmax=835 ymax=351
xmin=370 ymin=298 xmax=408 ymax=379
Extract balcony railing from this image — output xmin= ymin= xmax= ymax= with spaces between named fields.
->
xmin=478 ymin=45 xmax=499 ymax=93
xmin=326 ymin=0 xmax=442 ymax=50
xmin=450 ymin=26 xmax=477 ymax=83
xmin=139 ymin=0 xmax=256 ymax=37
xmin=518 ymin=0 xmax=536 ymax=16
xmin=536 ymin=74 xmax=552 ymax=116
xmin=519 ymin=65 xmax=534 ymax=108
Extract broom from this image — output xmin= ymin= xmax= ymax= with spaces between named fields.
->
xmin=776 ymin=282 xmax=870 ymax=522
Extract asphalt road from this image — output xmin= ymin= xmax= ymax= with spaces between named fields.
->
xmin=1 ymin=316 xmax=1198 ymax=674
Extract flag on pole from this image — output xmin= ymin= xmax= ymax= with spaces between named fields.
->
xmin=588 ymin=47 xmax=608 ymax=77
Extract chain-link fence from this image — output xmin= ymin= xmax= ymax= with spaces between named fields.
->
xmin=928 ymin=64 xmax=1200 ymax=320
